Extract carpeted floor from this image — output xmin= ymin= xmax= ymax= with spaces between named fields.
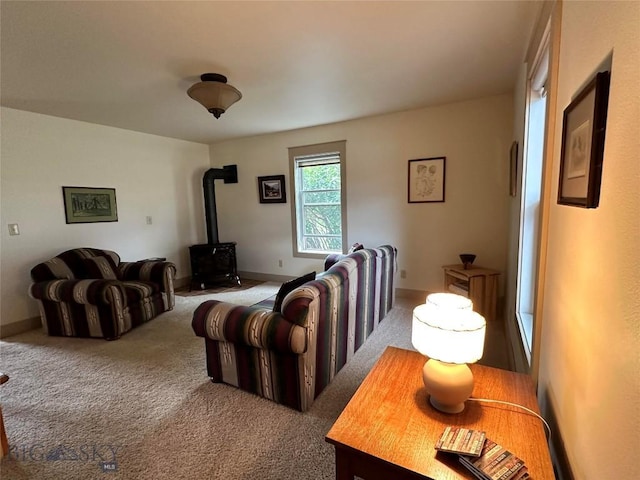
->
xmin=0 ymin=283 xmax=510 ymax=479
xmin=175 ymin=278 xmax=266 ymax=297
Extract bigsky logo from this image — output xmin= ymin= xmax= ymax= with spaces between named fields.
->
xmin=8 ymin=443 xmax=123 ymax=472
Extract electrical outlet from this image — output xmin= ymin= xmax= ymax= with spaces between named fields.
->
xmin=400 ymin=269 xmax=407 ymax=279
xmin=146 ymin=216 xmax=153 ymax=225
xmin=8 ymin=223 xmax=20 ymax=236
xmin=278 ymin=259 xmax=283 ymax=268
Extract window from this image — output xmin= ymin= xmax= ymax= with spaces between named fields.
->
xmin=516 ymin=37 xmax=549 ymax=366
xmin=288 ymin=141 xmax=347 ymax=257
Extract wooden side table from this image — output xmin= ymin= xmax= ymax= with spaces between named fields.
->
xmin=442 ymin=265 xmax=500 ymax=322
xmin=325 ymin=347 xmax=554 ymax=480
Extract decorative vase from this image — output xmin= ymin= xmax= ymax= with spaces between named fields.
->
xmin=459 ymin=254 xmax=476 ymax=270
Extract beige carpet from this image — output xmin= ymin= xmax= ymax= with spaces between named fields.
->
xmin=0 ymin=287 xmax=509 ymax=479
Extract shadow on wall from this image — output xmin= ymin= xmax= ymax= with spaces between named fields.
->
xmin=540 ymin=389 xmax=575 ymax=480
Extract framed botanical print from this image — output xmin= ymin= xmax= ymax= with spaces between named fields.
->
xmin=408 ymin=157 xmax=446 ymax=203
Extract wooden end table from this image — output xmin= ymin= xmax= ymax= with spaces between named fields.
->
xmin=442 ymin=265 xmax=500 ymax=322
xmin=325 ymin=347 xmax=554 ymax=479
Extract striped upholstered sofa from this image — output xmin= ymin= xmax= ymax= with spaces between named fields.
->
xmin=29 ymin=248 xmax=176 ymax=340
xmin=191 ymin=245 xmax=397 ymax=411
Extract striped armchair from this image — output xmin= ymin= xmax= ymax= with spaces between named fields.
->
xmin=29 ymin=248 xmax=176 ymax=340
xmin=192 ymin=245 xmax=397 ymax=411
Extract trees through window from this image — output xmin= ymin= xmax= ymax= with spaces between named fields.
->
xmin=288 ymin=141 xmax=347 ymax=257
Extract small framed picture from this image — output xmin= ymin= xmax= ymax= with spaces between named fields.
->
xmin=258 ymin=175 xmax=286 ymax=204
xmin=62 ymin=186 xmax=118 ymax=223
xmin=408 ymin=157 xmax=446 ymax=203
xmin=558 ymin=71 xmax=610 ymax=208
xmin=509 ymin=141 xmax=518 ymax=197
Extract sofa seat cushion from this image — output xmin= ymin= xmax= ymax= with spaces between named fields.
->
xmin=30 ymin=279 xmax=124 ymax=305
xmin=121 ymin=280 xmax=161 ymax=304
xmin=252 ymin=295 xmax=276 ymax=310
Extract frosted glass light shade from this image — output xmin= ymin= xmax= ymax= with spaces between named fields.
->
xmin=412 ymin=293 xmax=486 ymax=364
xmin=187 ymin=73 xmax=242 ymax=118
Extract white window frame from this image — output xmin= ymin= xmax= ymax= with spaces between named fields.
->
xmin=517 ymin=51 xmax=548 ymax=367
xmin=513 ymin=1 xmax=559 ymax=380
xmin=288 ymin=140 xmax=347 ymax=258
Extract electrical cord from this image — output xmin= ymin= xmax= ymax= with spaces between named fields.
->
xmin=468 ymin=397 xmax=552 ymax=439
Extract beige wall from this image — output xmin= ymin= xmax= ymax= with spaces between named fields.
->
xmin=538 ymin=1 xmax=640 ymax=479
xmin=1 ymin=96 xmax=513 ymax=331
xmin=0 ymin=107 xmax=210 ymax=329
xmin=210 ymin=94 xmax=513 ymax=296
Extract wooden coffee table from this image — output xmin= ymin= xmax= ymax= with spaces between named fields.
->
xmin=325 ymin=347 xmax=554 ymax=479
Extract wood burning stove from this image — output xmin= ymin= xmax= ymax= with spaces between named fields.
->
xmin=189 ymin=165 xmax=241 ymax=289
xmin=189 ymin=242 xmax=239 ymax=290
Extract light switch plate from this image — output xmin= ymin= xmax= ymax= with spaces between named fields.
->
xmin=8 ymin=223 xmax=20 ymax=236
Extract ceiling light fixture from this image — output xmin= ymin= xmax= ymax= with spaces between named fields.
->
xmin=187 ymin=73 xmax=242 ymax=119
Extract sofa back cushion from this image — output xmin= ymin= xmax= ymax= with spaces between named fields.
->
xmin=321 ymin=249 xmax=378 ymax=356
xmin=281 ymin=245 xmax=397 ymax=399
xmin=82 ymin=256 xmax=120 ymax=280
xmin=30 ymin=257 xmax=76 ymax=282
xmin=31 ymin=248 xmax=121 ymax=282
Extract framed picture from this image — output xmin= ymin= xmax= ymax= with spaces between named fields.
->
xmin=558 ymin=71 xmax=610 ymax=208
xmin=258 ymin=175 xmax=286 ymax=204
xmin=408 ymin=157 xmax=446 ymax=203
xmin=510 ymin=141 xmax=518 ymax=197
xmin=62 ymin=186 xmax=118 ymax=224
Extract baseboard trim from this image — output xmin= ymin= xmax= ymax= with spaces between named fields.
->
xmin=396 ymin=288 xmax=429 ymax=303
xmin=174 ymin=276 xmax=191 ymax=289
xmin=0 ymin=316 xmax=42 ymax=339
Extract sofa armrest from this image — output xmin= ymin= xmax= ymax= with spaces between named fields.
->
xmin=29 ymin=279 xmax=125 ymax=305
xmin=192 ymin=300 xmax=307 ymax=354
xmin=119 ymin=261 xmax=176 ymax=290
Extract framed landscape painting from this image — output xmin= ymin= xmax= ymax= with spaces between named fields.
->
xmin=258 ymin=175 xmax=286 ymax=204
xmin=62 ymin=186 xmax=118 ymax=223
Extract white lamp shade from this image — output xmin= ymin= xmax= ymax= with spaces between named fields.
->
xmin=412 ymin=293 xmax=486 ymax=364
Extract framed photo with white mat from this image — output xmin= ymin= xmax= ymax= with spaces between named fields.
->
xmin=558 ymin=70 xmax=610 ymax=208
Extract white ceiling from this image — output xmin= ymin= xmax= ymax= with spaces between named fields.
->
xmin=1 ymin=1 xmax=541 ymax=145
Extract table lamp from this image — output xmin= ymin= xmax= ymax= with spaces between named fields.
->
xmin=412 ymin=293 xmax=486 ymax=413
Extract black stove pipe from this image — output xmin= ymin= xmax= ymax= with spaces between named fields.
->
xmin=203 ymin=165 xmax=238 ymax=244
